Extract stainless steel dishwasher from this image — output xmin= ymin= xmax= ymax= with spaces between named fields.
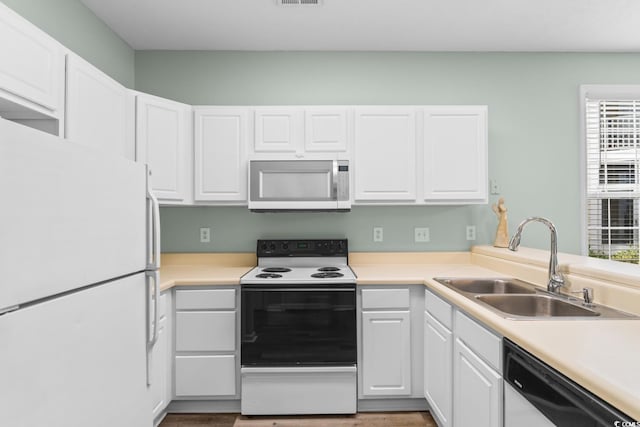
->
xmin=503 ymin=339 xmax=635 ymax=426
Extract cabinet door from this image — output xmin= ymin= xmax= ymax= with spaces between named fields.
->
xmin=304 ymin=108 xmax=348 ymax=153
xmin=423 ymin=107 xmax=488 ymax=203
xmin=354 ymin=108 xmax=417 ymax=201
xmin=424 ymin=311 xmax=453 ymax=427
xmin=361 ymin=310 xmax=411 ymax=396
xmin=136 ymin=94 xmax=190 ymax=202
xmin=175 ymin=355 xmax=236 ymax=397
xmin=0 ymin=4 xmax=63 ymax=112
xmin=254 ymin=108 xmax=300 ymax=153
xmin=453 ymin=338 xmax=502 ymax=427
xmin=66 ymin=54 xmax=131 ymax=159
xmin=194 ymin=108 xmax=248 ymax=202
xmin=150 ymin=315 xmax=167 ymax=419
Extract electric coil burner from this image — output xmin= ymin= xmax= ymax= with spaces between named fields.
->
xmin=240 ymin=239 xmax=357 ymax=416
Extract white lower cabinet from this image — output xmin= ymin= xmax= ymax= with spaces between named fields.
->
xmin=423 ymin=289 xmax=503 ymax=427
xmin=150 ymin=290 xmax=172 ymax=424
xmin=360 ymin=286 xmax=424 ymax=400
xmin=175 ymin=311 xmax=235 ymax=352
xmin=453 ymin=338 xmax=502 ymax=427
xmin=423 ymin=311 xmax=453 ymax=427
xmin=361 ymin=310 xmax=412 ymax=396
xmin=175 ymin=355 xmax=236 ymax=396
xmin=174 ymin=287 xmax=238 ymax=399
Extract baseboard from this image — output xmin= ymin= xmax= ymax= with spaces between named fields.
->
xmin=167 ymin=399 xmax=242 ymax=413
xmin=164 ymin=397 xmax=428 ymax=415
xmin=357 ymin=398 xmax=429 ymax=412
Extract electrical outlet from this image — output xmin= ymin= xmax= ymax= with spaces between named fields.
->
xmin=490 ymin=179 xmax=500 ymax=195
xmin=373 ymin=227 xmax=383 ymax=242
xmin=414 ymin=227 xmax=430 ymax=242
xmin=200 ymin=227 xmax=211 ymax=243
xmin=466 ymin=225 xmax=477 ymax=241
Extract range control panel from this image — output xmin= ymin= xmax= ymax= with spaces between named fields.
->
xmin=257 ymin=239 xmax=348 ymax=257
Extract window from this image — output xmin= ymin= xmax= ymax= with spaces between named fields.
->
xmin=583 ymin=88 xmax=640 ymax=264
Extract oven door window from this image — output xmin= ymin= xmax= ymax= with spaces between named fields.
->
xmin=241 ymin=286 xmax=356 ymax=366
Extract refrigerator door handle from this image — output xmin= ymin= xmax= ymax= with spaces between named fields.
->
xmin=146 ymin=167 xmax=161 ymax=270
xmin=146 ymin=269 xmax=160 ymax=386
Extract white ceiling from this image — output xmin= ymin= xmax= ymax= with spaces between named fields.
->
xmin=80 ymin=0 xmax=640 ymax=52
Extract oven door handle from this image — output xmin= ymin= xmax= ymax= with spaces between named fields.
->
xmin=242 ymin=287 xmax=355 ymax=292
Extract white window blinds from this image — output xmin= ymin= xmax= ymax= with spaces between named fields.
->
xmin=585 ymin=99 xmax=640 ymax=263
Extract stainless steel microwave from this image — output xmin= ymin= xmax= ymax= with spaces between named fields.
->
xmin=248 ymin=160 xmax=350 ymax=212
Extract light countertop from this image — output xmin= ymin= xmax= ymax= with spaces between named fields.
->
xmin=159 ymin=248 xmax=640 ymax=420
xmin=159 ymin=253 xmax=254 ymax=291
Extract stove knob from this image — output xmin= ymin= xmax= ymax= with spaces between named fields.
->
xmin=269 ymin=243 xmax=276 ymax=251
xmin=282 ymin=243 xmax=289 ymax=250
xmin=260 ymin=242 xmax=268 ymax=251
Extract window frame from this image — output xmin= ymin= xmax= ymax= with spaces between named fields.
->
xmin=579 ymin=85 xmax=640 ymax=257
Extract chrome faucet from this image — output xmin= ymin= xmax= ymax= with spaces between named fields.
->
xmin=508 ymin=217 xmax=565 ymax=293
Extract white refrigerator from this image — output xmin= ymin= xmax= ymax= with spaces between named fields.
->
xmin=0 ymin=118 xmax=161 ymax=427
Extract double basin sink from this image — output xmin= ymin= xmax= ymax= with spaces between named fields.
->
xmin=433 ymin=277 xmax=638 ymax=320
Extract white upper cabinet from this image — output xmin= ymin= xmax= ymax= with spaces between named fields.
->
xmin=194 ymin=107 xmax=248 ymax=203
xmin=136 ymin=93 xmax=191 ymax=203
xmin=254 ymin=107 xmax=300 ymax=154
xmin=423 ymin=106 xmax=488 ymax=204
xmin=304 ymin=108 xmax=348 ymax=153
xmin=66 ymin=53 xmax=133 ymax=159
xmin=0 ymin=3 xmax=64 ymax=131
xmin=354 ymin=108 xmax=417 ymax=201
xmin=252 ymin=106 xmax=349 ymax=159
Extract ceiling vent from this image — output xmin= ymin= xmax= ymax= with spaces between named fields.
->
xmin=276 ymin=0 xmax=323 ymax=6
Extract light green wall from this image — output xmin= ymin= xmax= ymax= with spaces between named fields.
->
xmin=2 ymin=0 xmax=134 ymax=86
xmin=137 ymin=51 xmax=640 ymax=254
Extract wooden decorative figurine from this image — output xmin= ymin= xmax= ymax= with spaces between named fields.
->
xmin=492 ymin=197 xmax=509 ymax=248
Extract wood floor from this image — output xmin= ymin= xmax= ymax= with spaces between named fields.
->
xmin=160 ymin=412 xmax=437 ymax=427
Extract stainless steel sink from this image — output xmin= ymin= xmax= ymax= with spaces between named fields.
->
xmin=434 ymin=277 xmax=536 ymax=295
xmin=475 ymin=294 xmax=600 ymax=318
xmin=432 ymin=276 xmax=639 ymax=320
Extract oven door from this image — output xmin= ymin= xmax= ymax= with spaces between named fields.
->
xmin=241 ymin=283 xmax=356 ymax=366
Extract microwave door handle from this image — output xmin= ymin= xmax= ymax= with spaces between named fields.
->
xmin=332 ymin=160 xmax=338 ymax=200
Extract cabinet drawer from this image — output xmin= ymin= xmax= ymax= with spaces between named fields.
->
xmin=455 ymin=311 xmax=501 ymax=372
xmin=362 ymin=288 xmax=410 ymax=309
xmin=175 ymin=355 xmax=236 ymax=397
xmin=425 ymin=289 xmax=453 ymax=330
xmin=175 ymin=288 xmax=236 ymax=310
xmin=175 ymin=311 xmax=235 ymax=352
